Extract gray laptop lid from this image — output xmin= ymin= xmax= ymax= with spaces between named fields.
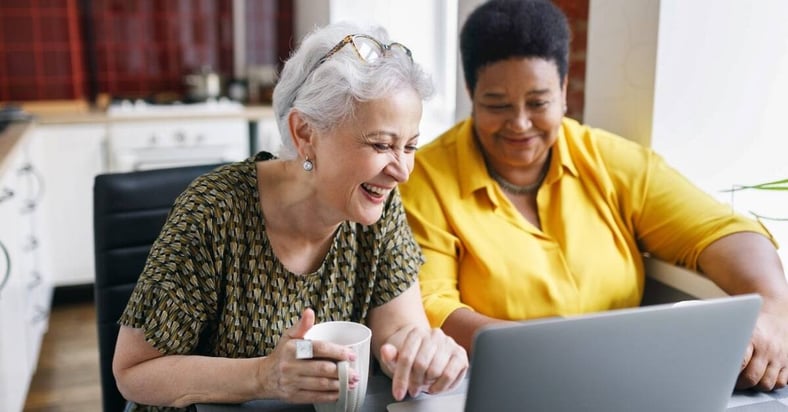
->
xmin=464 ymin=294 xmax=761 ymax=412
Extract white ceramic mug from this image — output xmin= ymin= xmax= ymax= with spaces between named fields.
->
xmin=305 ymin=321 xmax=372 ymax=412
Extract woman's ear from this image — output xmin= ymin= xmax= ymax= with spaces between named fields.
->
xmin=561 ymin=74 xmax=569 ymax=114
xmin=288 ymin=110 xmax=314 ymax=157
xmin=561 ymin=74 xmax=569 ymax=101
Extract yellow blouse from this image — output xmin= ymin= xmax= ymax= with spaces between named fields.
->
xmin=400 ymin=117 xmax=771 ymax=327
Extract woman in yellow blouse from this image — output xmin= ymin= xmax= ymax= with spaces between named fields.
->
xmin=400 ymin=0 xmax=788 ymax=391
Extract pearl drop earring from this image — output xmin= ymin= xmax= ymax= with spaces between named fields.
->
xmin=303 ymin=157 xmax=314 ymax=172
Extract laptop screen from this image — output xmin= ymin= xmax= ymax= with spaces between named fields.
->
xmin=463 ymin=294 xmax=761 ymax=412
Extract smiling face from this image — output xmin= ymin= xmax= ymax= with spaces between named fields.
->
xmin=472 ymin=57 xmax=567 ymax=176
xmin=311 ymin=87 xmax=423 ymax=226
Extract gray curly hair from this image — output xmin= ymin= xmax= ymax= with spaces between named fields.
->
xmin=272 ymin=22 xmax=434 ymax=159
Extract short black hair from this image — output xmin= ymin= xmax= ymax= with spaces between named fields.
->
xmin=460 ymin=0 xmax=570 ymax=94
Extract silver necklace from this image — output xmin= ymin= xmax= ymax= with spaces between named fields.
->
xmin=487 ymin=153 xmax=551 ymax=195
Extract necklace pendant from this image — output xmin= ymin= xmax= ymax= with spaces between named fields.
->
xmin=486 ymin=152 xmax=551 ymax=196
xmin=492 ymin=172 xmax=543 ymax=195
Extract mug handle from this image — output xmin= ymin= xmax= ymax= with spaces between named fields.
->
xmin=337 ymin=360 xmax=349 ymax=412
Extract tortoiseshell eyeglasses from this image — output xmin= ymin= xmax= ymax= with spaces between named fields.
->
xmin=317 ymin=34 xmax=413 ymax=66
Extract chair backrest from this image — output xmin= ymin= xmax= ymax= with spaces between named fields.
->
xmin=93 ymin=163 xmax=223 ymax=412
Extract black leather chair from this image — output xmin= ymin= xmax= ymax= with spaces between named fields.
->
xmin=93 ymin=163 xmax=223 ymax=412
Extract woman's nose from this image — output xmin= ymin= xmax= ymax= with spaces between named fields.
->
xmin=508 ymin=109 xmax=532 ymax=131
xmin=387 ymin=154 xmax=411 ymax=183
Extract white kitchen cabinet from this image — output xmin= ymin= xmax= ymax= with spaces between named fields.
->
xmin=0 ymin=137 xmax=43 ymax=412
xmin=33 ymin=115 xmax=250 ymax=286
xmin=20 ymin=143 xmax=53 ymax=372
xmin=31 ymin=123 xmax=107 ymax=286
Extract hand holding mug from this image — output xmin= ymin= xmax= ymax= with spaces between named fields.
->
xmin=262 ymin=309 xmax=358 ymax=404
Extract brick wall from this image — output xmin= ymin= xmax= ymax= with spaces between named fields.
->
xmin=553 ymin=0 xmax=588 ymax=122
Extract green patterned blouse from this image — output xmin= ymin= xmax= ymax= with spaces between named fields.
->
xmin=119 ymin=153 xmax=423 ymax=411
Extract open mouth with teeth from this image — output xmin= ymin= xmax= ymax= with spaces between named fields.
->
xmin=361 ymin=183 xmax=390 ymax=199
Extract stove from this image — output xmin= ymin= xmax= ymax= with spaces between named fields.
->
xmin=106 ymin=97 xmax=244 ymax=118
xmin=104 ymin=98 xmax=250 ymax=172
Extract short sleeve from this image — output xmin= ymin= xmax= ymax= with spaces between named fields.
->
xmin=631 ymin=151 xmax=773 ymax=270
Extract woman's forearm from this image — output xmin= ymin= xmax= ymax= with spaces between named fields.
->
xmin=116 ymin=349 xmax=272 ymax=407
xmin=117 ymin=308 xmax=367 ymax=407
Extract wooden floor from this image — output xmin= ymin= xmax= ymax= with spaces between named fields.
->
xmin=24 ymin=288 xmax=102 ymax=412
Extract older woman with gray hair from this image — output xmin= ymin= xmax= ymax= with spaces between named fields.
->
xmin=112 ymin=22 xmax=468 ymax=411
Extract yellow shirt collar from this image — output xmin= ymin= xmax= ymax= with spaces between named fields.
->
xmin=455 ymin=117 xmax=579 ymax=199
xmin=552 ymin=119 xmax=580 ymax=180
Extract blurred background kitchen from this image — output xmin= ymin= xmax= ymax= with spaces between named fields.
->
xmin=3 ymin=0 xmax=788 ymax=411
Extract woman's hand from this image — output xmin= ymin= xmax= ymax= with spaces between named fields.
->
xmin=697 ymin=232 xmax=788 ymax=391
xmin=378 ymin=325 xmax=468 ymax=401
xmin=737 ymin=303 xmax=788 ymax=390
xmin=260 ymin=308 xmax=359 ymax=403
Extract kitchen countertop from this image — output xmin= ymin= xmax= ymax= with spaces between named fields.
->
xmin=0 ymin=103 xmax=275 ymax=178
xmin=32 ymin=104 xmax=275 ymax=125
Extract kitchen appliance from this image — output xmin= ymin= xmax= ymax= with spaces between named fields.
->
xmin=106 ymin=99 xmax=249 ymax=172
xmin=184 ymin=66 xmax=222 ymax=102
xmin=246 ymin=64 xmax=277 ymax=104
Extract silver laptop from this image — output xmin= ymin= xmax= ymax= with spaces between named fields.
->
xmin=388 ymin=294 xmax=762 ymax=412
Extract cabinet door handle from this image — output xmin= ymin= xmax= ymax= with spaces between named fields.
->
xmin=24 ymin=236 xmax=39 ymax=252
xmin=0 ymin=240 xmax=10 ymax=295
xmin=21 ymin=163 xmax=46 ymax=205
xmin=27 ymin=270 xmax=41 ymax=290
xmin=0 ymin=187 xmax=14 ymax=203
xmin=21 ymin=199 xmax=37 ymax=214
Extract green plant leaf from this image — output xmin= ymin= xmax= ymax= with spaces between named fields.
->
xmin=721 ymin=178 xmax=788 ymax=192
xmin=749 ymin=211 xmax=788 ymax=222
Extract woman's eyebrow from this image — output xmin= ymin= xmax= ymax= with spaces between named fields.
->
xmin=362 ymin=130 xmax=420 ymax=141
xmin=480 ymin=88 xmax=551 ymax=99
xmin=479 ymin=91 xmax=507 ymax=99
xmin=526 ymin=88 xmax=551 ymax=96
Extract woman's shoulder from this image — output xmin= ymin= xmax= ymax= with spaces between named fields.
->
xmin=562 ymin=117 xmax=640 ymax=147
xmin=562 ymin=118 xmax=652 ymax=164
xmin=410 ymin=120 xmax=476 ymax=185
xmin=173 ymin=159 xmax=258 ymax=212
xmin=191 ymin=158 xmax=256 ymax=190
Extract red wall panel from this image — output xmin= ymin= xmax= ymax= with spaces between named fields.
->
xmin=0 ymin=0 xmax=292 ymax=103
xmin=0 ymin=0 xmax=85 ymax=101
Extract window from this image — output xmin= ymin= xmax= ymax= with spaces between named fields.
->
xmin=328 ymin=0 xmax=458 ymax=145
